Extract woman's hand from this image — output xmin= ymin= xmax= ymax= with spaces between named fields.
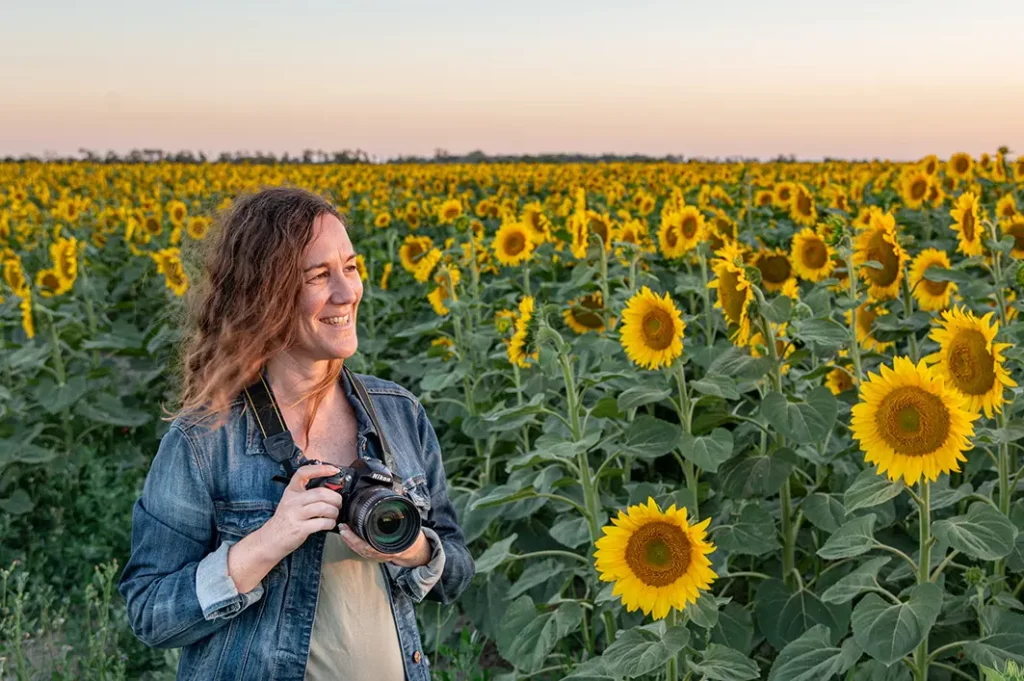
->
xmin=260 ymin=464 xmax=344 ymax=558
xmin=337 ymin=524 xmax=432 ymax=568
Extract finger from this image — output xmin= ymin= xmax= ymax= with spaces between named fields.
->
xmin=339 ymin=525 xmax=384 ymax=560
xmin=300 ymin=487 xmax=344 ymax=508
xmin=299 ymin=502 xmax=340 ymax=521
xmin=304 ymin=517 xmax=338 ymax=534
xmin=289 ymin=464 xmax=342 ymax=491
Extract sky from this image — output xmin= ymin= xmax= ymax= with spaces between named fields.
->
xmin=2 ymin=0 xmax=1022 ymax=161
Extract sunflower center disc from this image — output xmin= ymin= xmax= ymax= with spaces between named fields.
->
xmin=1007 ymin=224 xmax=1024 ymax=252
xmin=865 ymin=230 xmax=900 ymax=286
xmin=719 ymin=270 xmax=746 ymax=324
xmin=921 ymin=274 xmax=949 ymax=296
xmin=947 ymin=328 xmax=996 ymax=395
xmin=681 ymin=217 xmax=697 ymax=238
xmin=802 ymin=239 xmax=828 ymax=268
xmin=911 ymin=179 xmax=927 ymax=200
xmin=625 ymin=521 xmax=691 ymax=587
xmin=875 ymin=385 xmax=951 ymax=456
xmin=759 ymin=255 xmax=791 ymax=283
xmin=796 ymin=192 xmax=812 ymax=216
xmin=961 ymin=210 xmax=976 ymax=240
xmin=642 ymin=310 xmax=674 ymax=350
xmin=574 ymin=295 xmax=605 ymax=329
xmin=505 ymin=233 xmax=525 ymax=256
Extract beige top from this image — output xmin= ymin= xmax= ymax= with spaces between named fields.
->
xmin=303 ymin=532 xmax=406 ymax=681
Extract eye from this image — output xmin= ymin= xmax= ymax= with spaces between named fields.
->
xmin=344 ymin=264 xmax=358 ymax=273
xmin=309 ymin=271 xmax=329 ymax=282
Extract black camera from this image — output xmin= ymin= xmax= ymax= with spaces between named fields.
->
xmin=300 ymin=457 xmax=422 ymax=554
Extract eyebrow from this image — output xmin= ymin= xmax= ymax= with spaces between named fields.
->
xmin=303 ymin=254 xmax=358 ymax=272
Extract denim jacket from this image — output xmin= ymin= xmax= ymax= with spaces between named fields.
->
xmin=117 ymin=370 xmax=475 ymax=681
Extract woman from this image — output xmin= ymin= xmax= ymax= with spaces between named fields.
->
xmin=117 ymin=187 xmax=475 ymax=681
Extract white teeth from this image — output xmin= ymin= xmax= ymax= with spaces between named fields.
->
xmin=321 ymin=314 xmax=351 ymax=326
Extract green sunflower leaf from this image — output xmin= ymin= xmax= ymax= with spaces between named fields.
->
xmin=933 ymin=501 xmax=1018 ymax=561
xmin=761 ymin=387 xmax=837 ymax=444
xmin=767 ymin=625 xmax=862 ymax=681
xmin=851 ymin=582 xmax=941 ymax=666
xmin=689 ymin=644 xmax=760 ymax=681
xmin=817 ymin=514 xmax=877 ymax=560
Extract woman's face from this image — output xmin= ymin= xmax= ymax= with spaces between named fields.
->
xmin=291 ymin=213 xmax=363 ymax=363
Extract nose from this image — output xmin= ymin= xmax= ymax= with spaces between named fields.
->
xmin=329 ymin=271 xmax=359 ymax=304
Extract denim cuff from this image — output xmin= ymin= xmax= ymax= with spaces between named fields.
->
xmin=390 ymin=527 xmax=446 ymax=603
xmin=195 ymin=540 xmax=265 ymax=620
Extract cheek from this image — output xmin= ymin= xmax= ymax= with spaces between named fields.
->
xmin=297 ymin=289 xmax=326 ymax=321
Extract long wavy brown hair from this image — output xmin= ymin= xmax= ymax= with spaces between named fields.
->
xmin=168 ymin=186 xmax=345 ymax=438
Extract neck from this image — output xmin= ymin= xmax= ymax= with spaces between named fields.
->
xmin=263 ymin=353 xmax=340 ymax=411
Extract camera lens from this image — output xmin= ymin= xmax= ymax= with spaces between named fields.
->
xmin=349 ymin=487 xmax=422 ymax=554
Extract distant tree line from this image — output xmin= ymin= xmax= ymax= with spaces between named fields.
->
xmin=0 ymin=147 xmax=807 ymax=165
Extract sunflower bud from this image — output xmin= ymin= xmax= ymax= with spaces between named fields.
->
xmin=824 ymin=214 xmax=847 ymax=247
xmin=964 ymin=566 xmax=986 ymax=588
xmin=1014 ymin=263 xmax=1024 ymax=290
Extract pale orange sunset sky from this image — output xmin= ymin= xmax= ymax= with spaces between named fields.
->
xmin=2 ymin=0 xmax=1022 ymax=161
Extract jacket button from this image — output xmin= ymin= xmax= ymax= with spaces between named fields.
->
xmin=361 ymin=441 xmax=367 ymax=451
xmin=412 ymin=651 xmax=421 ymax=664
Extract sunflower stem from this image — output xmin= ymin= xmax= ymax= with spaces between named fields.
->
xmin=699 ymin=251 xmax=714 ymax=348
xmin=845 ymin=242 xmax=864 ymax=384
xmin=913 ymin=480 xmax=931 ymax=681
xmin=673 ymin=362 xmax=698 ymax=519
xmin=997 ymin=408 xmax=1012 ymax=579
xmin=523 ymin=260 xmax=532 ymax=297
xmin=900 ymin=272 xmax=920 ymax=363
xmin=597 ymin=235 xmax=611 ymax=332
xmin=666 ymin=609 xmax=679 ymax=681
xmin=559 ymin=350 xmax=617 ymax=646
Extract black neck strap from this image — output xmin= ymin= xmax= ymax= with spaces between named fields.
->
xmin=241 ymin=365 xmax=398 ymax=476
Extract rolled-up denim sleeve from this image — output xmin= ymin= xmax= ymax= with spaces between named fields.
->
xmin=117 ymin=424 xmax=264 ymax=649
xmin=387 ymin=402 xmax=475 ymax=604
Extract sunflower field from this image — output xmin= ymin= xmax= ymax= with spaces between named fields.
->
xmin=3 ymin=153 xmax=1024 ymax=680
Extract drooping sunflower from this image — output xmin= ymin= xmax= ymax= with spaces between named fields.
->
xmin=853 ymin=211 xmax=907 ymax=300
xmin=657 ymin=207 xmax=705 ymax=259
xmin=35 ymin=268 xmax=68 ymax=297
xmin=619 ymin=286 xmax=685 ymax=370
xmin=587 ymin=211 xmax=614 ymax=251
xmin=949 ymin=192 xmax=983 ymax=257
xmin=1001 ymin=215 xmax=1024 ymax=259
xmin=708 ymin=242 xmax=754 ymax=345
xmin=594 ymin=498 xmax=717 ymax=620
xmin=413 ymin=248 xmax=443 ymax=283
xmin=845 ymin=301 xmax=893 ymax=352
xmin=379 ymin=262 xmax=393 ymax=291
xmin=751 ymin=248 xmax=795 ymax=292
xmin=851 ymin=356 xmax=978 ymax=485
xmin=790 ymin=228 xmax=835 ymax=282
xmin=899 ymin=169 xmax=931 ymax=209
xmin=508 ymin=295 xmax=539 ymax=368
xmin=908 ymin=248 xmax=957 ymax=312
xmin=926 ymin=307 xmax=1017 ymax=418
xmin=426 ymin=266 xmax=461 ymax=316
xmin=493 ymin=221 xmax=536 ymax=266
xmin=825 ymin=366 xmax=856 ymax=395
xmin=564 ymin=290 xmax=614 ymax=335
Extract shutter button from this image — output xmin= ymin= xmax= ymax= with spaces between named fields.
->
xmin=412 ymin=651 xmax=422 ymax=664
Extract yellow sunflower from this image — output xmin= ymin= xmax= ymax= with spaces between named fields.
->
xmin=774 ymin=182 xmax=796 ymax=208
xmin=564 ymin=290 xmax=613 ymax=335
xmin=926 ymin=306 xmax=1017 ymax=418
xmin=947 ymin=152 xmax=974 ymax=181
xmin=587 ymin=210 xmax=614 ymax=251
xmin=619 ymin=286 xmax=685 ymax=370
xmin=851 ymin=356 xmax=978 ymax=485
xmin=374 ymin=212 xmax=392 ymax=229
xmin=790 ymin=228 xmax=835 ymax=282
xmin=949 ymin=192 xmax=983 ymax=257
xmin=789 ymin=184 xmax=817 ymax=226
xmin=437 ymin=199 xmax=463 ymax=224
xmin=845 ymin=301 xmax=893 ymax=352
xmin=594 ymin=498 xmax=717 ymax=620
xmin=853 ymin=211 xmax=907 ymax=300
xmin=493 ymin=221 xmax=536 ymax=266
xmin=899 ymin=169 xmax=931 ymax=209
xmin=658 ymin=207 xmax=705 ymax=259
xmin=996 ymin=194 xmax=1019 ymax=221
xmin=399 ymin=235 xmax=434 ymax=275
xmin=35 ymin=268 xmax=68 ymax=297
xmin=755 ymin=189 xmax=775 ymax=208
xmin=166 ymin=200 xmax=188 ymax=226
xmin=1001 ymin=215 xmax=1024 ymax=258
xmin=19 ymin=294 xmax=35 ymax=339
xmin=826 ymin=366 xmax=856 ymax=395
xmin=413 ymin=248 xmax=443 ymax=283
xmin=186 ymin=216 xmax=212 ymax=240
xmin=708 ymin=242 xmax=754 ymax=345
xmin=508 ymin=295 xmax=539 ymax=368
xmin=379 ymin=262 xmax=393 ymax=291
xmin=751 ymin=248 xmax=795 ymax=292
xmin=908 ymin=248 xmax=957 ymax=312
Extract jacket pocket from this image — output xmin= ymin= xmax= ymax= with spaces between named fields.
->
xmin=213 ymin=501 xmax=286 ymax=580
xmin=402 ymin=475 xmax=432 ymax=522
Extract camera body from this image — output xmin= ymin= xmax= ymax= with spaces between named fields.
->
xmin=299 ymin=456 xmax=422 ymax=554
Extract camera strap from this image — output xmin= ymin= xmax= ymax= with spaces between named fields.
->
xmin=241 ymin=365 xmax=399 ymax=478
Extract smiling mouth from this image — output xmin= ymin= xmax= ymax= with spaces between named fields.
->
xmin=320 ymin=313 xmax=352 ymax=326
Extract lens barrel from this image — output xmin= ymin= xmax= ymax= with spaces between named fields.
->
xmin=347 ymin=486 xmax=422 ymax=554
